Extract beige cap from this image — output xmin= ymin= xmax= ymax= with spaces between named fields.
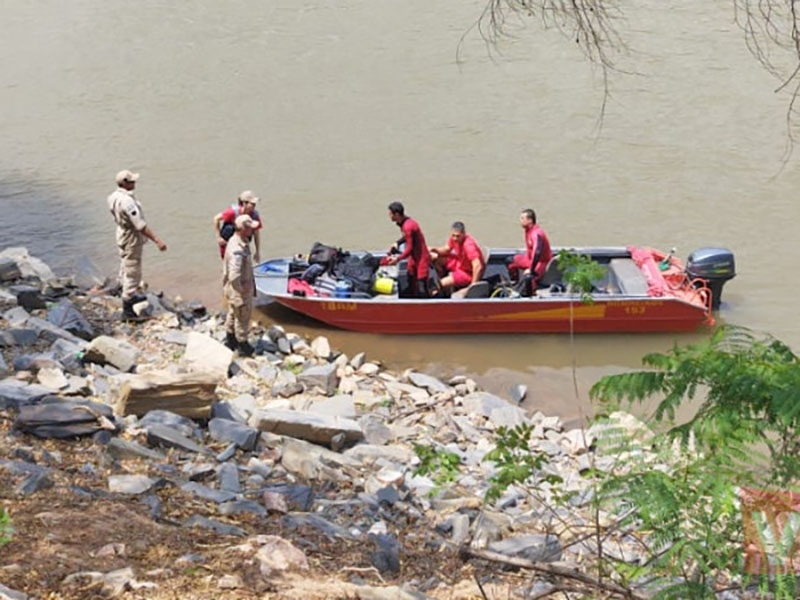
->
xmin=235 ymin=214 xmax=257 ymax=230
xmin=238 ymin=190 xmax=259 ymax=204
xmin=116 ymin=169 xmax=140 ymax=184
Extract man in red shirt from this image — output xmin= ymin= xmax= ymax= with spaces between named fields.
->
xmin=508 ymin=208 xmax=553 ymax=292
xmin=213 ymin=190 xmax=263 ymax=262
xmin=431 ymin=221 xmax=485 ymax=295
xmin=384 ymin=201 xmax=431 ymax=297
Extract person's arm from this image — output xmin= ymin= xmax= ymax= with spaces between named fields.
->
xmin=253 ymin=229 xmax=261 ymax=263
xmin=470 ymin=257 xmax=484 ymax=284
xmin=142 ymin=226 xmax=167 ymax=251
xmin=213 ymin=212 xmax=226 ymax=246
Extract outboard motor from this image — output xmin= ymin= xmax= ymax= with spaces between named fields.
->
xmin=686 ymin=247 xmax=736 ymax=310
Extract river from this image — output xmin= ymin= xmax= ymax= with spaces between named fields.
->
xmin=2 ymin=0 xmax=800 ymax=423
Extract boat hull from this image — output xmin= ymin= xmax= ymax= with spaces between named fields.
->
xmin=270 ymin=294 xmax=708 ymax=334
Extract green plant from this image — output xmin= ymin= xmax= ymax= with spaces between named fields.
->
xmin=556 ymin=248 xmax=607 ymax=302
xmin=591 ymin=325 xmax=800 ymax=484
xmin=483 ymin=424 xmax=561 ymax=505
xmin=413 ymin=444 xmax=462 ymax=492
xmin=0 ymin=508 xmax=12 ymax=548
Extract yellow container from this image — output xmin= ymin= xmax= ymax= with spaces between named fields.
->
xmin=373 ymin=277 xmax=395 ymax=295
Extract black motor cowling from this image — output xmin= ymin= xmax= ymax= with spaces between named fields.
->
xmin=686 ymin=247 xmax=736 ymax=310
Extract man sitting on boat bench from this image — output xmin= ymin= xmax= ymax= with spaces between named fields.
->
xmin=507 ymin=208 xmax=553 ymax=296
xmin=430 ymin=221 xmax=486 ymax=297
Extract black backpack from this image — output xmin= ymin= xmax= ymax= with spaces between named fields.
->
xmin=308 ymin=242 xmax=342 ymax=272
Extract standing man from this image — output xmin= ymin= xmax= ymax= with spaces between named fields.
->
xmin=430 ymin=221 xmax=485 ymax=295
xmin=384 ymin=201 xmax=431 ymax=297
xmin=213 ymin=190 xmax=262 ymax=263
xmin=222 ymin=214 xmax=257 ymax=356
xmin=507 ymin=208 xmax=552 ymax=294
xmin=107 ymin=169 xmax=167 ymax=321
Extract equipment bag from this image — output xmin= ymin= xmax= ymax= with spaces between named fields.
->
xmin=308 ymin=242 xmax=342 ymax=272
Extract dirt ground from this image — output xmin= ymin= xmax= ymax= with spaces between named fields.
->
xmin=0 ymin=419 xmax=532 ymax=600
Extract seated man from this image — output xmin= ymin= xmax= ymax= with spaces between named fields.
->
xmin=507 ymin=208 xmax=552 ymax=296
xmin=430 ymin=221 xmax=485 ymax=295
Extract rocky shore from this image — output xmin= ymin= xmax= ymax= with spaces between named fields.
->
xmin=0 ymin=247 xmax=679 ymax=600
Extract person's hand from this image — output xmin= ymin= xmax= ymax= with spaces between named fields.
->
xmin=386 ymin=255 xmax=397 ymax=266
xmin=254 ymin=252 xmax=261 ymax=264
xmin=218 ymin=237 xmax=227 ymax=246
xmin=156 ymin=240 xmax=167 ymax=252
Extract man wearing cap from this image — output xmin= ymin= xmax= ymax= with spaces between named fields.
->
xmin=222 ymin=214 xmax=257 ymax=356
xmin=107 ymin=169 xmax=167 ymax=321
xmin=213 ymin=190 xmax=262 ymax=263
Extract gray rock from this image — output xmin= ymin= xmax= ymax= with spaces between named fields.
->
xmin=146 ymin=423 xmax=208 ymax=454
xmin=369 ymin=533 xmax=401 ymax=575
xmin=263 ymin=484 xmax=315 ymax=512
xmin=0 ymin=257 xmax=22 ymax=282
xmin=8 ymin=328 xmax=38 ymax=346
xmin=14 ymin=400 xmax=115 ymax=439
xmin=250 ymin=409 xmax=363 ymax=447
xmin=360 ymin=416 xmax=393 ymax=446
xmin=184 ymin=515 xmax=245 ymax=537
xmin=310 ymin=335 xmax=331 ymax=359
xmin=180 ymin=481 xmax=237 ymax=504
xmin=109 ymin=474 xmax=156 ymax=495
xmin=282 ymin=513 xmax=355 ymax=539
xmin=3 ymin=306 xmax=30 ymax=326
xmin=208 ymin=418 xmax=259 ymax=451
xmin=211 ymin=400 xmax=249 ymax=424
xmin=139 ymin=410 xmax=199 ymax=439
xmin=0 ymin=355 xmax=6 ymax=378
xmin=451 ymin=513 xmax=471 ymax=544
xmin=106 ymin=438 xmax=166 ymax=462
xmin=262 ymin=490 xmax=288 ymax=513
xmin=349 ymin=352 xmax=366 ymax=370
xmin=183 ymin=331 xmax=233 ymax=378
xmin=183 ymin=463 xmax=216 ymax=482
xmin=488 ymin=406 xmax=529 ymax=429
xmin=0 ymin=248 xmax=55 ymax=282
xmin=0 ymin=582 xmax=28 ymax=600
xmin=36 ymin=366 xmax=68 ymax=391
xmin=182 ymin=332 xmax=233 ymax=378
xmin=84 ymin=335 xmax=139 ymax=372
xmin=49 ymin=338 xmax=85 ymax=373
xmin=11 ymin=285 xmax=46 ymax=310
xmin=298 ymin=363 xmax=339 ymax=396
xmin=407 ymin=372 xmax=449 ymax=394
xmin=462 ymin=391 xmax=509 ymax=417
xmin=308 ymin=394 xmax=357 ymax=419
xmin=17 ymin=471 xmax=54 ymax=495
xmin=216 ymin=443 xmax=238 ymax=462
xmin=510 ymin=383 xmax=527 ymax=403
xmin=218 ymin=499 xmax=266 ymax=517
xmin=26 ymin=316 xmax=88 ymax=347
xmin=71 ymin=255 xmax=106 ymax=290
xmin=47 ymin=298 xmax=94 ymax=340
xmin=489 ymin=534 xmax=563 ymax=563
xmin=217 ymin=463 xmax=240 ymax=493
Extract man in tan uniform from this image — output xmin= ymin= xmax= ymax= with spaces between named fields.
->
xmin=222 ymin=214 xmax=256 ymax=356
xmin=107 ymin=169 xmax=167 ymax=321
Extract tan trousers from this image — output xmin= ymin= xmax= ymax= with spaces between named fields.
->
xmin=119 ymin=242 xmax=143 ymax=301
xmin=224 ymin=286 xmax=253 ymax=342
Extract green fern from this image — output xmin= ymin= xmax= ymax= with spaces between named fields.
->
xmin=0 ymin=508 xmax=11 ymax=548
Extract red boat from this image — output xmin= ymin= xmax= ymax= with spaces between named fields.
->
xmin=254 ymin=246 xmax=735 ymax=334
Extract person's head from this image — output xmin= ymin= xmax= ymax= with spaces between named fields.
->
xmin=116 ymin=169 xmax=139 ymax=191
xmin=238 ymin=190 xmax=259 ymax=215
xmin=450 ymin=221 xmax=466 ymax=243
xmin=235 ymin=214 xmax=257 ymax=236
xmin=388 ymin=200 xmax=405 ymax=223
xmin=519 ymin=208 xmax=536 ymax=228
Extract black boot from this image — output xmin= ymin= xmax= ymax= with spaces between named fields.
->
xmin=121 ymin=300 xmax=139 ymax=322
xmin=237 ymin=340 xmax=254 ymax=357
xmin=224 ymin=332 xmax=237 ymax=351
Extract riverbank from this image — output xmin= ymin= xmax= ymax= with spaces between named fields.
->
xmin=0 ymin=246 xmax=757 ymax=599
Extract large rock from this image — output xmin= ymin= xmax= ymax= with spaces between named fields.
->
xmin=250 ymin=409 xmax=362 ymax=447
xmin=14 ymin=399 xmax=116 ymax=439
xmin=297 ymin=363 xmax=339 ymax=396
xmin=84 ymin=335 xmax=139 ymax=372
xmin=208 ymin=418 xmax=259 ymax=451
xmin=47 ymin=299 xmax=94 ymax=340
xmin=182 ymin=332 xmax=233 ymax=378
xmin=0 ymin=378 xmax=56 ymax=411
xmin=0 ymin=247 xmax=55 ymax=282
xmin=113 ymin=370 xmax=218 ymax=419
